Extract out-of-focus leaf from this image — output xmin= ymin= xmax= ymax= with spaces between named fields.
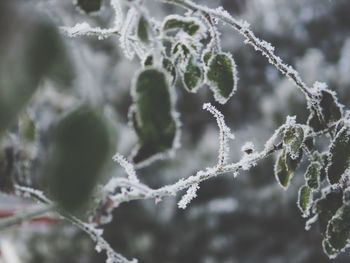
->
xmin=19 ymin=112 xmax=36 ymax=143
xmin=0 ymin=146 xmax=14 ymax=193
xmin=206 ymin=53 xmax=237 ymax=104
xmin=297 ymin=185 xmax=313 ymax=217
xmin=45 ymin=104 xmax=111 ymax=212
xmin=137 ymin=16 xmax=149 ymax=44
xmin=75 ymin=0 xmax=102 ymax=14
xmin=326 ymin=124 xmax=350 ymax=185
xmin=0 ymin=5 xmax=73 ymax=136
xmin=130 ymin=68 xmax=178 ymax=165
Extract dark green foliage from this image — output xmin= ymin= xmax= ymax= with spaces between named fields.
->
xmin=315 ymin=191 xmax=343 ymax=234
xmin=181 ymin=57 xmax=202 ymax=92
xmin=326 ymin=124 xmax=350 ymax=185
xmin=274 ymin=150 xmax=300 ymax=188
xmin=75 ymin=0 xmax=102 ymax=13
xmin=163 ymin=16 xmax=202 ymax=36
xmin=308 ymin=89 xmax=343 ymax=132
xmin=298 ymin=185 xmax=312 ymax=217
xmin=143 ymin=54 xmax=154 ymax=67
xmin=130 ymin=68 xmax=177 ymax=165
xmin=19 ymin=112 xmax=36 ymax=143
xmin=283 ymin=125 xmax=304 ymax=159
xmin=45 ymin=104 xmax=111 ymax=212
xmin=304 ymin=162 xmax=321 ymax=189
xmin=137 ymin=16 xmax=150 ymax=44
xmin=0 ymin=11 xmax=73 ymax=136
xmin=206 ymin=53 xmax=237 ymax=104
xmin=0 ymin=146 xmax=14 ymax=193
xmin=325 ymin=205 xmax=350 ymax=253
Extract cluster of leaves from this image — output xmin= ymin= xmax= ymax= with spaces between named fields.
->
xmin=124 ymin=8 xmax=238 ymax=166
xmin=273 ymin=81 xmax=350 ymax=258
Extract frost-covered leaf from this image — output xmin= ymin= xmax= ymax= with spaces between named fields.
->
xmin=304 ymin=162 xmax=321 ymax=189
xmin=298 ymin=185 xmax=313 ymax=217
xmin=326 ymin=124 xmax=350 ymax=185
xmin=308 ymin=88 xmax=343 ymax=132
xmin=325 ymin=205 xmax=350 ymax=253
xmin=202 ymin=50 xmax=213 ymax=66
xmin=274 ymin=150 xmax=299 ymax=189
xmin=137 ymin=15 xmax=149 ymax=44
xmin=283 ymin=125 xmax=304 ymax=159
xmin=172 ymin=42 xmax=191 ymax=59
xmin=163 ymin=15 xmax=204 ymax=36
xmin=75 ymin=0 xmax=102 ymax=14
xmin=130 ymin=68 xmax=179 ymax=166
xmin=181 ymin=56 xmax=203 ymax=93
xmin=315 ymin=191 xmax=343 ymax=234
xmin=45 ymin=104 xmax=111 ymax=212
xmin=323 ymin=239 xmax=338 ymax=259
xmin=206 ymin=53 xmax=238 ymax=104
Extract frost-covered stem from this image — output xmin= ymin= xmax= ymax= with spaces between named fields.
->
xmin=202 ymin=103 xmax=234 ymax=167
xmin=0 ymin=204 xmax=55 ymax=230
xmin=14 ymin=186 xmax=136 ymax=263
xmin=107 ymin=141 xmax=283 ymax=207
xmin=161 ymin=0 xmax=314 ymax=98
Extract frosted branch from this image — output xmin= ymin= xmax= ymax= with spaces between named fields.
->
xmin=14 ymin=185 xmax=136 ymax=263
xmin=203 ymin=103 xmax=234 ymax=168
xmin=161 ymin=0 xmax=314 ymax=99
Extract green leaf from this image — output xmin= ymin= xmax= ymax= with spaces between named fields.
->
xmin=163 ymin=15 xmax=203 ymax=36
xmin=19 ymin=112 xmax=36 ymax=143
xmin=304 ymin=162 xmax=321 ymax=189
xmin=0 ymin=146 xmax=14 ymax=193
xmin=202 ymin=50 xmax=212 ymax=66
xmin=274 ymin=150 xmax=299 ymax=189
xmin=283 ymin=125 xmax=304 ymax=159
xmin=130 ymin=68 xmax=179 ymax=166
xmin=297 ymin=185 xmax=313 ymax=217
xmin=0 ymin=14 xmax=73 ymax=136
xmin=172 ymin=42 xmax=191 ymax=59
xmin=137 ymin=16 xmax=149 ymax=44
xmin=75 ymin=0 xmax=102 ymax=14
xmin=315 ymin=191 xmax=343 ymax=234
xmin=45 ymin=104 xmax=111 ymax=212
xmin=325 ymin=205 xmax=350 ymax=253
xmin=206 ymin=53 xmax=237 ymax=104
xmin=326 ymin=124 xmax=350 ymax=185
xmin=181 ymin=57 xmax=203 ymax=93
xmin=143 ymin=54 xmax=154 ymax=67
xmin=322 ymin=239 xmax=338 ymax=259
xmin=308 ymin=89 xmax=343 ymax=132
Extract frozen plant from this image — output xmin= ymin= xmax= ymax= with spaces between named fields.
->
xmin=1 ymin=0 xmax=350 ymax=262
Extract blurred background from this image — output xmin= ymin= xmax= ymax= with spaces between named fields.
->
xmin=1 ymin=0 xmax=350 ymax=262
